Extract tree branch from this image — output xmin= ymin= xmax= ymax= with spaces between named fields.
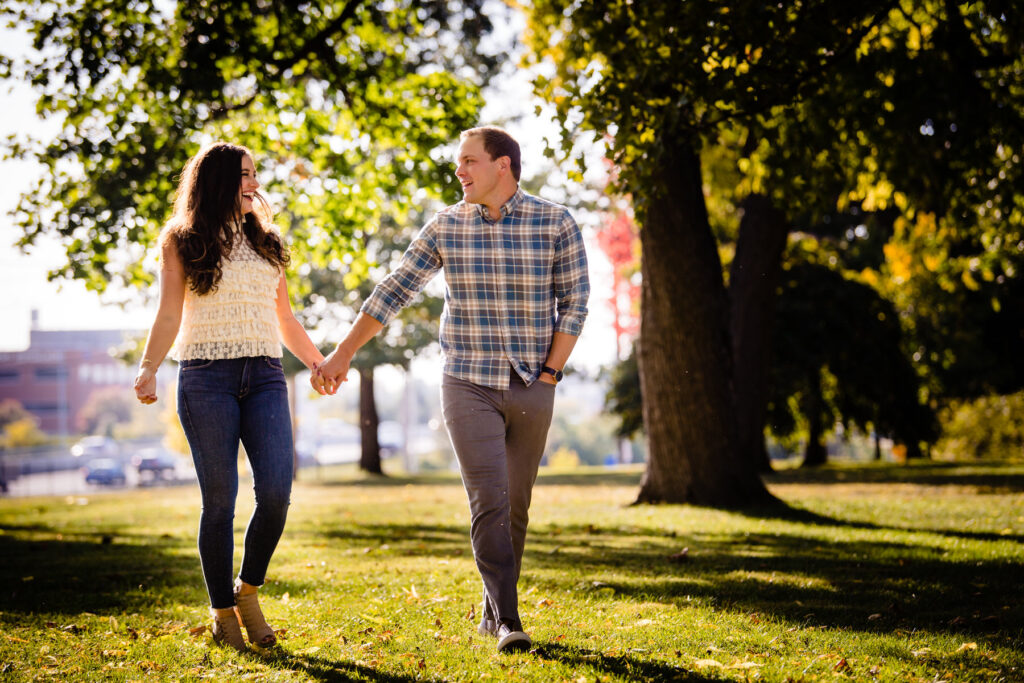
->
xmin=703 ymin=1 xmax=898 ymax=131
xmin=269 ymin=0 xmax=365 ymax=73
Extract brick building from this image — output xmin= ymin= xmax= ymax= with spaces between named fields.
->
xmin=0 ymin=316 xmax=141 ymax=436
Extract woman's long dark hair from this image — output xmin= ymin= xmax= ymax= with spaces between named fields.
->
xmin=162 ymin=142 xmax=289 ymax=295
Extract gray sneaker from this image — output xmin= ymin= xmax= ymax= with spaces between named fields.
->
xmin=477 ymin=617 xmax=497 ymax=638
xmin=496 ymin=623 xmax=531 ymax=653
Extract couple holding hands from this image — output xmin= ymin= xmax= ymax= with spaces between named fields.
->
xmin=133 ymin=126 xmax=590 ymax=654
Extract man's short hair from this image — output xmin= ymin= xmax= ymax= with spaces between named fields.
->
xmin=461 ymin=126 xmax=521 ymax=182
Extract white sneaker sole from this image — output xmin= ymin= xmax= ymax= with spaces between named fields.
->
xmin=497 ymin=629 xmax=531 ymax=653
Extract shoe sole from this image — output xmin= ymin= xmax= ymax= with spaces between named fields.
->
xmin=497 ymin=630 xmax=531 ymax=653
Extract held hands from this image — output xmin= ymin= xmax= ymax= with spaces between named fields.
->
xmin=311 ymin=345 xmax=352 ymax=395
xmin=133 ymin=368 xmax=158 ymax=404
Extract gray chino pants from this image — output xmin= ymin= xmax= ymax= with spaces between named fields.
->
xmin=441 ymin=369 xmax=557 ymax=633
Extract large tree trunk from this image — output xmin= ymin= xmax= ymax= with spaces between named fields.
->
xmin=635 ymin=145 xmax=774 ymax=506
xmin=358 ymin=367 xmax=383 ymax=475
xmin=801 ymin=374 xmax=828 ymax=467
xmin=729 ymin=194 xmax=790 ymax=474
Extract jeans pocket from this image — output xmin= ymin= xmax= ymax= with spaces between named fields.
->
xmin=180 ymin=359 xmax=216 ymax=372
xmin=264 ymin=356 xmax=283 ymax=370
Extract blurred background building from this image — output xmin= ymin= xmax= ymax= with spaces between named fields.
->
xmin=0 ymin=310 xmax=137 ymax=436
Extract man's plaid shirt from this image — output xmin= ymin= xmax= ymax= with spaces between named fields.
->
xmin=361 ymin=188 xmax=590 ymax=390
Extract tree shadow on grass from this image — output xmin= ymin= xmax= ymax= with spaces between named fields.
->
xmin=763 ymin=461 xmax=1024 ymax=492
xmin=0 ymin=527 xmax=204 ymax=616
xmin=303 ymin=513 xmax=1022 ymax=649
xmin=532 ymin=641 xmax=718 ymax=682
xmin=259 ymin=640 xmax=717 ymax=683
xmin=320 ymin=522 xmax=469 ymax=556
xmin=524 ymin=526 xmax=1023 ymax=649
xmin=262 ymin=650 xmax=420 ymax=683
xmin=738 ymin=500 xmax=1024 ymax=544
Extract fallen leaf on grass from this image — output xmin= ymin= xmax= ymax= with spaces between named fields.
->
xmin=537 ymin=598 xmax=554 ymax=608
xmin=833 ymin=657 xmax=851 ymax=672
xmin=4 ymin=635 xmax=28 ymax=643
xmin=912 ymin=648 xmax=933 ymax=657
xmin=188 ymin=625 xmax=207 ymax=637
xmin=867 ymin=613 xmax=882 ymax=620
xmin=102 ymin=649 xmax=128 ymax=657
xmin=668 ymin=548 xmax=690 ymax=563
xmin=728 ymin=661 xmax=760 ymax=670
xmin=956 ymin=642 xmax=978 ymax=653
xmin=693 ymin=659 xmax=723 ymax=669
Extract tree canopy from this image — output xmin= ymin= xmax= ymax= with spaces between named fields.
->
xmin=526 ymin=0 xmax=1024 ymax=500
xmin=1 ymin=0 xmax=496 ymax=291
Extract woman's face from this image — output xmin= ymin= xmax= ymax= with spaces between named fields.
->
xmin=239 ymin=154 xmax=260 ymax=214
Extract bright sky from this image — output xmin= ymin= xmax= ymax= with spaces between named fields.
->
xmin=0 ymin=19 xmax=619 ymax=373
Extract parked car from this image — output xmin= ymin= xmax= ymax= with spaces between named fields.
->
xmin=378 ymin=420 xmax=404 ymax=458
xmin=83 ymin=458 xmax=127 ymax=486
xmin=132 ymin=447 xmax=180 ymax=479
xmin=71 ymin=435 xmax=120 ymax=459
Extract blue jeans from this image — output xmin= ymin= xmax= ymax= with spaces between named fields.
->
xmin=177 ymin=356 xmax=293 ymax=609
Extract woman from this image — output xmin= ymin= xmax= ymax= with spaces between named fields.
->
xmin=133 ymin=142 xmax=323 ymax=652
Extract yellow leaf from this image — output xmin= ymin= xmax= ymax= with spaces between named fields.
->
xmin=956 ymin=642 xmax=977 ymax=652
xmin=694 ymin=659 xmax=723 ymax=668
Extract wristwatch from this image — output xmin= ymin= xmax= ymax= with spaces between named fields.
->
xmin=541 ymin=365 xmax=564 ymax=382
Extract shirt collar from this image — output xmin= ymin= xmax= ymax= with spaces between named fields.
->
xmin=476 ymin=187 xmax=524 ymax=223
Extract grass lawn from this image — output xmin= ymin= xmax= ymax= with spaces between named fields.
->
xmin=1 ymin=461 xmax=1021 ymax=682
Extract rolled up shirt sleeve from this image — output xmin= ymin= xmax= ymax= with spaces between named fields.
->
xmin=360 ymin=219 xmax=443 ymax=326
xmin=552 ymin=212 xmax=590 ymax=336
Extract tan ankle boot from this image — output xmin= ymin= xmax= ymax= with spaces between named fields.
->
xmin=234 ymin=583 xmax=277 ymax=647
xmin=211 ymin=607 xmax=246 ymax=652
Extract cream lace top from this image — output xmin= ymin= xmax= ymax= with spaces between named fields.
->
xmin=172 ymin=226 xmax=283 ymax=361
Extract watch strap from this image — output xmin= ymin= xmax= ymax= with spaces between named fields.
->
xmin=541 ymin=365 xmax=563 ymax=382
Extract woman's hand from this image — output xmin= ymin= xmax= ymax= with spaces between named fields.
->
xmin=134 ymin=367 xmax=158 ymax=404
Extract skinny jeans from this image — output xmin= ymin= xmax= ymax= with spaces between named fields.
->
xmin=441 ymin=369 xmax=556 ymax=633
xmin=177 ymin=356 xmax=293 ymax=609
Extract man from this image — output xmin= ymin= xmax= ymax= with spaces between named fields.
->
xmin=313 ymin=126 xmax=589 ymax=653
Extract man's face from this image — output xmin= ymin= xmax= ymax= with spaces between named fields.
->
xmin=455 ymin=136 xmax=503 ymax=206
